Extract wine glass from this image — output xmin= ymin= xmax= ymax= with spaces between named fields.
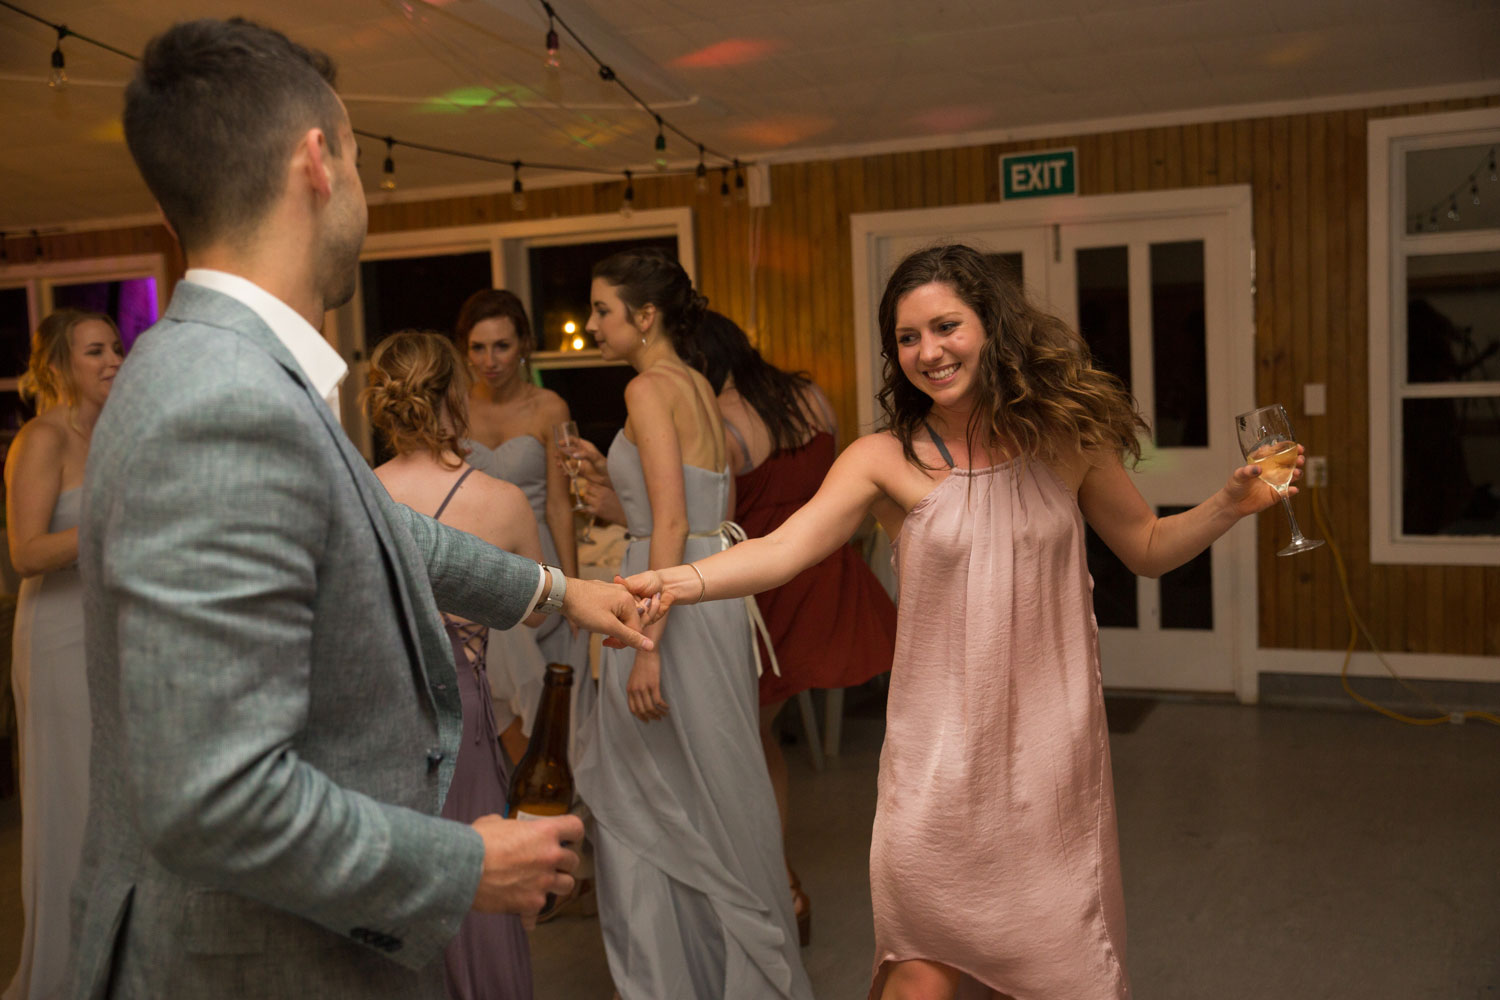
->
xmin=1235 ymin=404 xmax=1324 ymax=557
xmin=552 ymin=421 xmax=594 ymax=543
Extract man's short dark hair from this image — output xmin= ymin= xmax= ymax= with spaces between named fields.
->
xmin=124 ymin=19 xmax=346 ymax=252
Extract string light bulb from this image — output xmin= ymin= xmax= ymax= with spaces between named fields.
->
xmin=695 ymin=146 xmax=708 ymax=194
xmin=654 ymin=117 xmax=668 ymax=172
xmin=1472 ymin=181 xmax=1481 ymax=207
xmin=511 ymin=161 xmax=527 ymax=212
xmin=1447 ymin=197 xmax=1459 ymax=222
xmin=545 ymin=16 xmax=560 ymax=69
xmin=49 ymin=26 xmax=68 ymax=90
xmin=720 ymin=167 xmax=731 ymax=208
xmin=381 ymin=137 xmax=397 ymax=192
xmin=620 ymin=170 xmax=635 ymax=218
xmin=733 ymin=159 xmax=747 ymax=202
xmin=1490 ymin=150 xmax=1497 ymax=183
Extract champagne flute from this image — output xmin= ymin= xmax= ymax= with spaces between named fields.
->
xmin=1235 ymin=404 xmax=1324 ymax=557
xmin=552 ymin=421 xmax=594 ymax=543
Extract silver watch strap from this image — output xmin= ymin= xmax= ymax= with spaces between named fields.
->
xmin=535 ymin=564 xmax=567 ymax=615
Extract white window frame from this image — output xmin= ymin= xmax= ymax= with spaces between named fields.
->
xmin=0 ymin=252 xmax=169 ymax=396
xmin=1368 ymin=107 xmax=1500 ymax=565
xmin=337 ymin=207 xmax=693 ymax=456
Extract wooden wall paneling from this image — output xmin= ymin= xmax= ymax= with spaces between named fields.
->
xmin=953 ymin=143 xmax=976 ymax=203
xmin=1307 ymin=112 xmax=1335 ymax=650
xmin=1251 ymin=117 xmax=1275 ymax=646
xmin=788 ymin=159 xmax=812 ymax=379
xmin=1164 ymin=125 xmax=1186 ymax=189
xmin=1455 ymin=566 xmax=1483 ymax=656
xmin=1486 ymin=568 xmax=1500 ymax=654
xmin=1264 ymin=115 xmax=1293 ymax=647
xmin=1323 ymin=111 xmax=1355 ymax=649
xmin=809 ymin=162 xmax=834 ymax=398
xmin=1182 ymin=124 xmax=1202 ymax=188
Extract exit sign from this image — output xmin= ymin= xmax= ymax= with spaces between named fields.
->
xmin=1000 ymin=148 xmax=1077 ymax=200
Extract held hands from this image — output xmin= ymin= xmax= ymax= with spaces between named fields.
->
xmin=469 ymin=813 xmax=583 ymax=914
xmin=1225 ymin=443 xmax=1306 ymax=517
xmin=617 ymin=570 xmax=670 ymax=627
xmin=626 ymin=648 xmax=669 ymax=722
xmin=562 ymin=576 xmax=660 ymax=650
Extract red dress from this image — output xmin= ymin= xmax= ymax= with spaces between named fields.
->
xmin=733 ymin=431 xmax=898 ymax=705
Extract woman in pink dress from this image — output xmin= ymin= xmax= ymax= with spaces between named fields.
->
xmin=624 ymin=244 xmax=1301 ymax=1000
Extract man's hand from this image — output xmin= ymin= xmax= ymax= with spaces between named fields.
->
xmin=562 ymin=575 xmax=658 ymax=650
xmin=470 ymin=813 xmax=584 ymax=914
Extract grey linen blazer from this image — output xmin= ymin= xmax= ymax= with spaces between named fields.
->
xmin=70 ymin=282 xmax=540 ymax=998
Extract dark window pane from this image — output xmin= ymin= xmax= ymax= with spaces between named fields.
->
xmin=1157 ymin=504 xmax=1213 ymax=629
xmin=1404 ymin=144 xmax=1500 ymax=236
xmin=1075 ymin=246 xmax=1131 ymax=392
xmin=986 ymin=252 xmax=1024 ymax=290
xmin=533 ymin=361 xmax=634 ymax=454
xmin=1406 ymin=252 xmax=1500 ymax=384
xmin=1086 ymin=524 xmax=1136 ymax=628
xmin=0 ymin=286 xmax=30 ymax=376
xmin=1401 ymin=396 xmax=1500 ymax=536
xmin=0 ymin=391 xmax=33 ymax=442
xmin=51 ymin=278 xmax=159 ymax=352
xmin=529 ymin=237 xmax=678 ymax=353
xmin=1149 ymin=241 xmax=1207 ymax=447
xmin=360 ymin=252 xmax=492 ymax=357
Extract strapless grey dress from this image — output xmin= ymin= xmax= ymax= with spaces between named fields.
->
xmin=573 ymin=432 xmax=813 ymax=1000
xmin=463 ymin=436 xmax=591 ymax=747
xmin=7 ymin=489 xmax=89 ymax=1000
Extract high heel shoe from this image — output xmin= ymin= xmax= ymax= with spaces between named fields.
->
xmin=788 ymin=870 xmax=811 ymax=947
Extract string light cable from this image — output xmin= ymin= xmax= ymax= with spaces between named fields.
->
xmin=1408 ymin=145 xmax=1497 ymax=233
xmin=1308 ymin=485 xmax=1500 ymax=727
xmin=0 ymin=0 xmax=753 ymax=201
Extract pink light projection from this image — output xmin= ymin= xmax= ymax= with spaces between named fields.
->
xmin=908 ymin=105 xmax=996 ymax=134
xmin=671 ymin=38 xmax=787 ymax=69
xmin=728 ymin=114 xmax=836 ymax=148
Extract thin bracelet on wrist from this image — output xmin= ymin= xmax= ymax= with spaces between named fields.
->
xmin=688 ymin=563 xmax=708 ymax=603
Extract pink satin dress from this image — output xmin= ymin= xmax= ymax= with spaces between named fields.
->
xmin=871 ymin=454 xmax=1130 ymax=1000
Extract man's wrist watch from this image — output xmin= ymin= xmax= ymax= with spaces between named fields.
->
xmin=534 ymin=564 xmax=567 ymax=615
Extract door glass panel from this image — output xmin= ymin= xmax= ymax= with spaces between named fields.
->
xmin=1406 ymin=252 xmax=1500 ymax=384
xmin=529 ymin=236 xmax=677 ymax=353
xmin=1157 ymin=504 xmax=1213 ymax=629
xmin=1085 ymin=525 xmax=1136 ymax=628
xmin=360 ymin=251 xmax=492 ymax=356
xmin=986 ymin=252 xmax=1024 ymax=290
xmin=1075 ymin=246 xmax=1131 ymax=391
xmin=51 ymin=277 xmax=159 ymax=352
xmin=1401 ymin=396 xmax=1500 ymax=536
xmin=1404 ymin=144 xmax=1500 ymax=235
xmin=1149 ymin=241 xmax=1208 ymax=447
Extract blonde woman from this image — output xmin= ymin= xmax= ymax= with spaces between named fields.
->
xmin=4 ymin=309 xmax=122 ymax=1000
xmin=366 ymin=330 xmax=542 ymax=1000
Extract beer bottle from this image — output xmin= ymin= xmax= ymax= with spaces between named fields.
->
xmin=507 ymin=663 xmax=574 ymax=820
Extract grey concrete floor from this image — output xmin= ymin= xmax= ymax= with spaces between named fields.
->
xmin=2 ymin=699 xmax=1497 ymax=998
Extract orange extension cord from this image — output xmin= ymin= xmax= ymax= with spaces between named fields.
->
xmin=1309 ymin=486 xmax=1500 ymax=728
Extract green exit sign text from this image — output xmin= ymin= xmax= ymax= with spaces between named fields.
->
xmin=1000 ymin=149 xmax=1077 ymax=200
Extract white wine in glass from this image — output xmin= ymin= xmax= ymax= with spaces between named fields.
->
xmin=1235 ymin=404 xmax=1323 ymax=557
xmin=551 ymin=420 xmax=594 ymax=542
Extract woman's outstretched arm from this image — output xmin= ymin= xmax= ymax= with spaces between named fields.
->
xmin=624 ymin=433 xmax=888 ymax=606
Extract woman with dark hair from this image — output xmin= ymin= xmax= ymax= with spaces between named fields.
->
xmin=452 ymin=289 xmax=586 ymax=762
xmin=681 ymin=310 xmax=897 ymax=943
xmin=624 ymin=244 xmax=1299 ymax=1000
xmin=365 ymin=330 xmax=541 ymax=1000
xmin=5 ymin=309 xmax=122 ymax=1000
xmin=571 ymin=249 xmax=813 ymax=1000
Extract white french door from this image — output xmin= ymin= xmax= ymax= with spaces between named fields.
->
xmin=853 ymin=189 xmax=1255 ymax=695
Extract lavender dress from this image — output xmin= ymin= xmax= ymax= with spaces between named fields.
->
xmin=432 ymin=468 xmax=533 ymax=1000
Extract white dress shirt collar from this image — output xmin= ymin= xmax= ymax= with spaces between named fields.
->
xmin=183 ymin=268 xmax=347 ymax=413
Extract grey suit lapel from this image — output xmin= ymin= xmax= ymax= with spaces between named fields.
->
xmin=163 ymin=283 xmax=447 ymax=703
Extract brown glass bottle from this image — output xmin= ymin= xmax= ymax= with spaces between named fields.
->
xmin=507 ymin=663 xmax=574 ymax=820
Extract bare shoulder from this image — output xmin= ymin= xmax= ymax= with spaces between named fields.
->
xmin=7 ymin=415 xmax=67 ymax=472
xmin=1066 ymin=445 xmax=1121 ymax=498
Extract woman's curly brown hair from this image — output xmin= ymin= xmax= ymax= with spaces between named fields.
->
xmin=876 ymin=244 xmax=1148 ymax=468
xmin=364 ymin=330 xmax=470 ymax=467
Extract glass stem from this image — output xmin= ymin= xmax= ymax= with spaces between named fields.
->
xmin=1279 ymin=491 xmax=1307 ymax=542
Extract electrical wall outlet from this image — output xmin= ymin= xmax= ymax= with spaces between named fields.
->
xmin=1306 ymin=456 xmax=1328 ymax=488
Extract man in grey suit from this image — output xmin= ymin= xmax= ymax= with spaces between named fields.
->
xmin=71 ymin=18 xmax=657 ymax=998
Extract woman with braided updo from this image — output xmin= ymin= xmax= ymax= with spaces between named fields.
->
xmin=365 ymin=330 xmax=541 ymax=1000
xmin=569 ymin=249 xmax=813 ymax=1000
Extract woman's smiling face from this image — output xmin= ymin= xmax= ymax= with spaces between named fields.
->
xmin=894 ymin=281 xmax=987 ymax=410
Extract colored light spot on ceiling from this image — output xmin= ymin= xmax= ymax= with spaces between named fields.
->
xmin=89 ymin=118 xmax=125 ymax=143
xmin=728 ymin=114 xmax=836 ymax=148
xmin=909 ymin=105 xmax=994 ymax=134
xmin=421 ymin=86 xmax=522 ymax=114
xmin=1265 ymin=36 xmax=1322 ymax=67
xmin=671 ymin=38 xmax=787 ymax=69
